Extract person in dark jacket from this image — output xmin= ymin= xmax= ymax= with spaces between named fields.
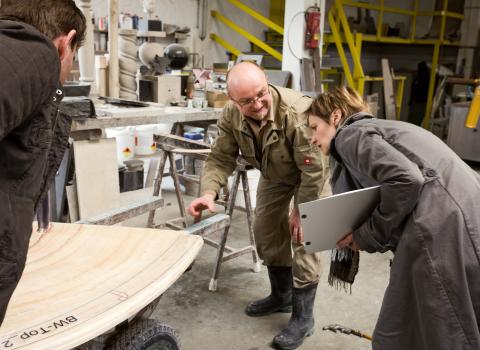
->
xmin=308 ymin=86 xmax=480 ymax=349
xmin=0 ymin=0 xmax=86 ymax=325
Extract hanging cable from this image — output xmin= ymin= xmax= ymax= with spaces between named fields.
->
xmin=286 ymin=11 xmax=306 ymax=61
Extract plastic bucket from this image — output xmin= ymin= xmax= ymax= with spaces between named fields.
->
xmin=156 ymin=123 xmax=173 ymax=135
xmin=105 ymin=127 xmax=135 ymax=165
xmin=135 ymin=124 xmax=157 ymax=155
xmin=227 ymin=169 xmax=260 ymax=209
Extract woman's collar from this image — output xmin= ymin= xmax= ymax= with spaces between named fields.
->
xmin=329 ymin=112 xmax=374 ymax=164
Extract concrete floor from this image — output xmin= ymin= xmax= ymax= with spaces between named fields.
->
xmin=121 ymin=161 xmax=480 ymax=349
xmin=123 ymin=186 xmax=391 ymax=350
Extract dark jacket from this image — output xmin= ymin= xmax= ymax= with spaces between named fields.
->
xmin=330 ymin=113 xmax=480 ymax=349
xmin=0 ymin=20 xmax=68 ymax=323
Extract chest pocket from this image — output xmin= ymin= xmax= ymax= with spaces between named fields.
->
xmin=266 ymin=140 xmax=297 ymax=181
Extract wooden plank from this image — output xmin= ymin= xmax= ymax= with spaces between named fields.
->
xmin=154 ymin=134 xmax=210 ymax=150
xmin=65 ymin=185 xmax=79 ymax=223
xmin=0 ymin=223 xmax=203 ymax=350
xmin=381 ymin=58 xmax=397 ymax=120
xmin=165 ymin=217 xmax=186 ymax=230
xmin=74 ymin=139 xmax=120 ymax=220
xmin=222 ymin=246 xmax=255 ymax=262
xmin=185 ymin=213 xmax=230 ymax=237
xmin=366 ymin=93 xmax=379 ymax=117
xmin=300 ymin=58 xmax=315 ymax=91
xmin=75 ymin=196 xmax=164 ymax=225
xmin=202 ymin=238 xmax=235 ymax=253
xmin=313 ymin=49 xmax=323 ymax=93
xmin=170 ymin=148 xmax=211 ymax=156
xmin=177 ymin=173 xmax=200 ymax=184
xmin=144 ymin=158 xmax=159 ymax=188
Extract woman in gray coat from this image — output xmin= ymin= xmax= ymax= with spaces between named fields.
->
xmin=308 ymin=86 xmax=480 ymax=349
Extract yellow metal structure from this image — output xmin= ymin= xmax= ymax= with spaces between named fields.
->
xmin=328 ymin=10 xmax=355 ymax=87
xmin=209 ymin=33 xmax=244 ymax=59
xmin=228 ymin=0 xmax=284 ymax=35
xmin=211 ymin=10 xmax=282 ymax=61
xmin=210 ymin=1 xmax=284 ymax=63
xmin=325 ymin=0 xmax=464 ymax=128
xmin=269 ymin=0 xmax=286 ymax=27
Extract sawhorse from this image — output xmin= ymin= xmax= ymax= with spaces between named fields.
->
xmin=149 ymin=134 xmax=261 ymax=291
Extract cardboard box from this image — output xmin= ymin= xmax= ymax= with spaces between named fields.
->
xmin=207 ymin=90 xmax=229 ymax=108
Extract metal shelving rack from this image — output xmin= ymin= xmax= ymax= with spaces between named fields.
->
xmin=324 ymin=0 xmax=464 ymax=128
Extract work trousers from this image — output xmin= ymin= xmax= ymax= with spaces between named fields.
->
xmin=253 ymin=177 xmax=322 ymax=288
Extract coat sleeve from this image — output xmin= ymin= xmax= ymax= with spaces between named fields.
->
xmin=293 ymin=119 xmax=331 ymax=205
xmin=336 ymin=125 xmax=424 ymax=253
xmin=200 ymin=107 xmax=239 ymax=196
xmin=0 ymin=25 xmax=60 ymax=141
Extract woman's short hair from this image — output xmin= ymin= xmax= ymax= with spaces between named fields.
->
xmin=309 ymin=86 xmax=371 ymax=124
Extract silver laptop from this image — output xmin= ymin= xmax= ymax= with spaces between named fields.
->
xmin=299 ymin=186 xmax=381 ymax=253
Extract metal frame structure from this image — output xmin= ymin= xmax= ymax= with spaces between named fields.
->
xmin=210 ymin=0 xmax=284 ymax=62
xmin=324 ymin=0 xmax=464 ymax=126
xmin=208 ymin=0 xmax=466 ymax=126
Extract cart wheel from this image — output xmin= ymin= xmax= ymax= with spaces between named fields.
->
xmin=108 ymin=319 xmax=180 ymax=350
xmin=73 ymin=339 xmax=106 ymax=350
xmin=131 ymin=296 xmax=162 ymax=322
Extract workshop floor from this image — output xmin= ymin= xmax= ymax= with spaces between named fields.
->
xmin=121 ymin=161 xmax=480 ymax=350
xmin=122 ymin=186 xmax=390 ymax=350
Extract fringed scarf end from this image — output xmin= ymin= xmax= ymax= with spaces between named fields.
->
xmin=327 ymin=248 xmax=360 ymax=294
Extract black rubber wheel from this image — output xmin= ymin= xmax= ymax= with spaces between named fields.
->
xmin=73 ymin=339 xmax=105 ymax=350
xmin=107 ymin=319 xmax=181 ymax=350
xmin=131 ymin=296 xmax=162 ymax=322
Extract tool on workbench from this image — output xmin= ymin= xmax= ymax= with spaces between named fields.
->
xmin=322 ymin=324 xmax=372 ymax=341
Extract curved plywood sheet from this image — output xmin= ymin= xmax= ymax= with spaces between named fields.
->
xmin=0 ymin=223 xmax=203 ymax=350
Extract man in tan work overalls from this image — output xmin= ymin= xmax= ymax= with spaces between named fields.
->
xmin=188 ymin=62 xmax=330 ymax=349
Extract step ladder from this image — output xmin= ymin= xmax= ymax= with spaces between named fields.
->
xmin=150 ymin=134 xmax=261 ymax=291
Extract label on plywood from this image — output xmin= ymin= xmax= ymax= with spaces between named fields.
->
xmin=0 ymin=316 xmax=79 ymax=349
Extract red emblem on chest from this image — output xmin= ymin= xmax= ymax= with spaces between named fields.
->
xmin=304 ymin=158 xmax=312 ymax=165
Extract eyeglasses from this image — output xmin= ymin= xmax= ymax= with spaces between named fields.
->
xmin=231 ymin=88 xmax=270 ymax=107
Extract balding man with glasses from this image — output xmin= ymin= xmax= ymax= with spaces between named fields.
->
xmin=188 ymin=61 xmax=330 ymax=349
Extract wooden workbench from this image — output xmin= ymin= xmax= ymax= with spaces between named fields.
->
xmin=56 ymin=104 xmax=222 ymax=224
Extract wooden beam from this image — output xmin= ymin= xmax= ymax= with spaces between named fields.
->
xmin=76 ymin=197 xmax=164 ymax=225
xmin=381 ymin=58 xmax=396 ymax=120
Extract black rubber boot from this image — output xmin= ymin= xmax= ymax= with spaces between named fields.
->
xmin=272 ymin=283 xmax=318 ymax=350
xmin=245 ymin=266 xmax=292 ymax=317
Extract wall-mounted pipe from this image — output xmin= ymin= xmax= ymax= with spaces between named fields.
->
xmin=200 ymin=0 xmax=207 ymax=40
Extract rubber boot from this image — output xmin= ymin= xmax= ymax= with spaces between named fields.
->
xmin=272 ymin=283 xmax=318 ymax=350
xmin=245 ymin=266 xmax=292 ymax=317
